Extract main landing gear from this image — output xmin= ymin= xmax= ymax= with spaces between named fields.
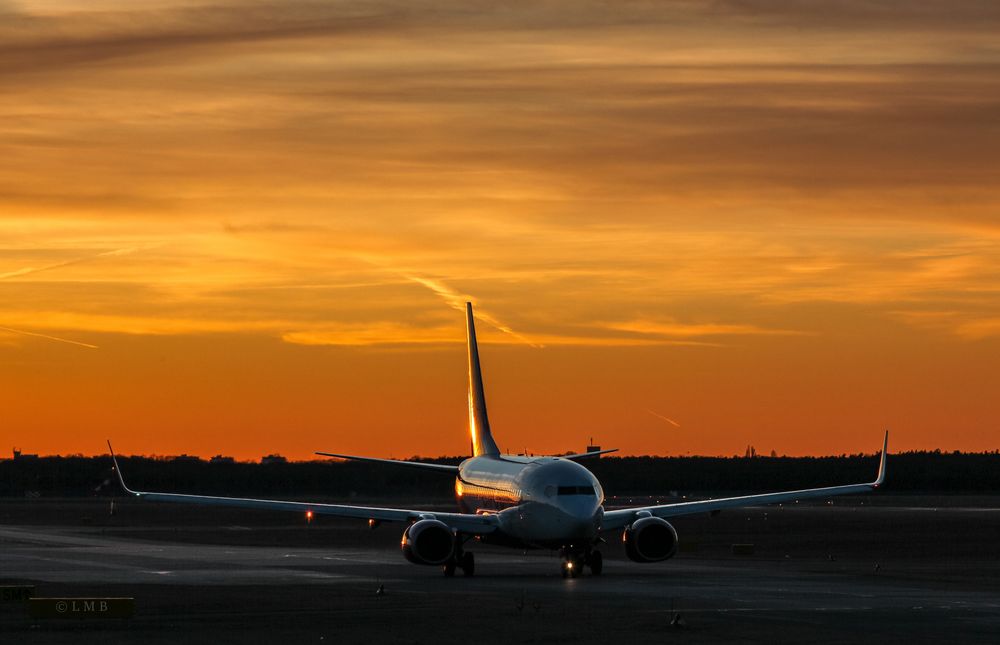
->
xmin=443 ymin=537 xmax=475 ymax=577
xmin=560 ymin=547 xmax=603 ymax=578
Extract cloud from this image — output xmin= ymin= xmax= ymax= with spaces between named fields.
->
xmin=281 ymin=322 xmax=458 ymax=347
xmin=0 ymin=310 xmax=281 ymax=336
xmin=281 ymin=327 xmax=723 ymax=347
xmin=0 ymin=325 xmax=98 ymax=349
xmin=604 ymin=319 xmax=808 ymax=338
xmin=1 ymin=0 xmax=999 ymax=355
xmin=890 ymin=310 xmax=1000 ymax=340
xmin=708 ymin=1 xmax=1000 ymax=30
xmin=956 ymin=318 xmax=1000 ymax=340
xmin=3 ymin=1 xmax=1000 ymax=232
xmin=0 ymin=246 xmax=141 ymax=280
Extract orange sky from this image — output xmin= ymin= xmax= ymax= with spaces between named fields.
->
xmin=1 ymin=1 xmax=999 ymax=460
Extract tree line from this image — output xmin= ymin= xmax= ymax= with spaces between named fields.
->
xmin=1 ymin=451 xmax=998 ymax=499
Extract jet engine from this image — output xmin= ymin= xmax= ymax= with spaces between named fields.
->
xmin=401 ymin=519 xmax=455 ymax=565
xmin=623 ymin=516 xmax=678 ymax=562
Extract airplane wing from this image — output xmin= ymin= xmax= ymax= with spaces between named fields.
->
xmin=600 ymin=432 xmax=887 ymax=531
xmin=107 ymin=442 xmax=496 ymax=535
xmin=314 ymin=451 xmax=459 ymax=473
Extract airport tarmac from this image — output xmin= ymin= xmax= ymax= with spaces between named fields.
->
xmin=2 ymin=497 xmax=999 ymax=643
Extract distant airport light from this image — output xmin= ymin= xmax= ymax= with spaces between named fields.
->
xmin=306 ymin=510 xmax=314 ymax=523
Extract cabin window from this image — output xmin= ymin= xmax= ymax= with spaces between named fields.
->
xmin=557 ymin=485 xmax=596 ymax=496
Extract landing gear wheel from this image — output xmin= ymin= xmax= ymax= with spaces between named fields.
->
xmin=589 ymin=550 xmax=603 ymax=576
xmin=443 ymin=560 xmax=456 ymax=577
xmin=461 ymin=551 xmax=475 ymax=577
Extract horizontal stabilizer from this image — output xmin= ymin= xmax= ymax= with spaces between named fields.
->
xmin=315 ymin=451 xmax=459 ymax=473
xmin=561 ymin=448 xmax=619 ymax=460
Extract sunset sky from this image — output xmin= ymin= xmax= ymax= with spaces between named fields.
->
xmin=2 ymin=1 xmax=998 ymax=460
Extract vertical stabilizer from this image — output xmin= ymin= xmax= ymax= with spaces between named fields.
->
xmin=466 ymin=302 xmax=500 ymax=457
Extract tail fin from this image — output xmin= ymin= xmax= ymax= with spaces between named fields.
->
xmin=466 ymin=302 xmax=500 ymax=457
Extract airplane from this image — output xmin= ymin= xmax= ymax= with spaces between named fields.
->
xmin=108 ymin=302 xmax=888 ymax=578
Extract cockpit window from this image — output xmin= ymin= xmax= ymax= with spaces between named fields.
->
xmin=557 ymin=485 xmax=596 ymax=496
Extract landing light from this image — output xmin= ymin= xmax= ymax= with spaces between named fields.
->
xmin=306 ymin=510 xmax=314 ymax=523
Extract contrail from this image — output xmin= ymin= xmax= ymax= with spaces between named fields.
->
xmin=402 ymin=274 xmax=542 ymax=348
xmin=647 ymin=409 xmax=681 ymax=427
xmin=0 ymin=326 xmax=98 ymax=349
xmin=353 ymin=255 xmax=541 ymax=348
xmin=0 ymin=247 xmax=141 ymax=280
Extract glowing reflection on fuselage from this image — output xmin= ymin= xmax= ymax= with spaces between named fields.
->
xmin=456 ymin=456 xmax=604 ymax=547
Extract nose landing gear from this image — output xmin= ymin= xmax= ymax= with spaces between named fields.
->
xmin=560 ymin=546 xmax=603 ymax=578
xmin=561 ymin=557 xmax=581 ymax=578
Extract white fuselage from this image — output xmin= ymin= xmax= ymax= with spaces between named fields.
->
xmin=455 ymin=455 xmax=604 ymax=547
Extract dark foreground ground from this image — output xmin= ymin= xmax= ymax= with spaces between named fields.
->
xmin=2 ymin=495 xmax=999 ymax=644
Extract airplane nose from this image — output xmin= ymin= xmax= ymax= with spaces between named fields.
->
xmin=560 ymin=499 xmax=601 ymax=534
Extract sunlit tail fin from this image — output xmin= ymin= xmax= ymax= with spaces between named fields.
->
xmin=467 ymin=302 xmax=500 ymax=457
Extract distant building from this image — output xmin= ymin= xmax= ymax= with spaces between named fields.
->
xmin=210 ymin=455 xmax=236 ymax=464
xmin=172 ymin=454 xmax=200 ymax=463
xmin=261 ymin=454 xmax=287 ymax=465
xmin=12 ymin=448 xmax=39 ymax=461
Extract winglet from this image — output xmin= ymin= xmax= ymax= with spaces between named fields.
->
xmin=106 ymin=440 xmax=139 ymax=496
xmin=872 ymin=431 xmax=888 ymax=488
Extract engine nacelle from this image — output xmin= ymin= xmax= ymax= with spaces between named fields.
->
xmin=623 ymin=516 xmax=678 ymax=562
xmin=401 ymin=519 xmax=455 ymax=565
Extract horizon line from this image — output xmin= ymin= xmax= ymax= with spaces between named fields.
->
xmin=7 ymin=448 xmax=994 ymax=463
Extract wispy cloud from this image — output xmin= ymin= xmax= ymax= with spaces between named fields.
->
xmin=890 ymin=310 xmax=1000 ymax=340
xmin=281 ymin=323 xmax=457 ymax=347
xmin=0 ymin=310 xmax=281 ymax=337
xmin=0 ymin=325 xmax=98 ymax=349
xmin=0 ymin=247 xmax=141 ymax=280
xmin=604 ymin=319 xmax=808 ymax=338
xmin=956 ymin=318 xmax=1000 ymax=340
xmin=281 ymin=323 xmax=724 ymax=348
